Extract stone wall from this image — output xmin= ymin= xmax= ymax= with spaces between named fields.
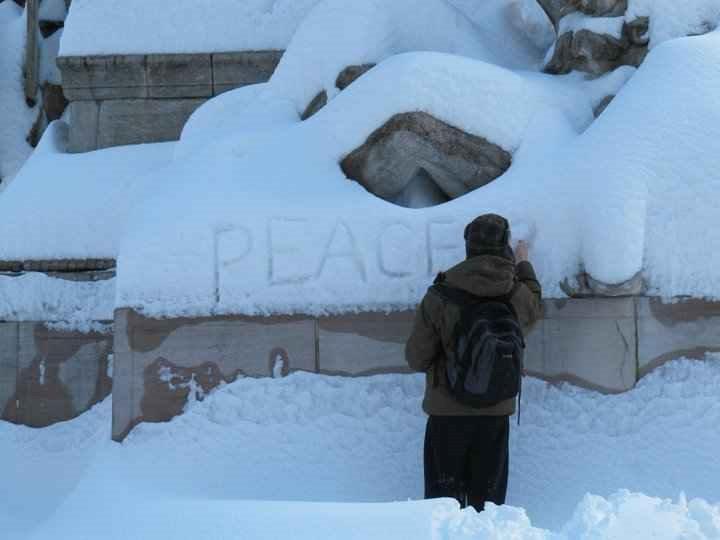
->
xmin=57 ymin=51 xmax=283 ymax=152
xmin=111 ymin=297 xmax=720 ymax=441
xmin=0 ymin=322 xmax=113 ymax=427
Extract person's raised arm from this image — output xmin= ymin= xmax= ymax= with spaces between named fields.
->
xmin=512 ymin=240 xmax=542 ymax=329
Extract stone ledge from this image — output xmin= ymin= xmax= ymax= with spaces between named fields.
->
xmin=0 ymin=259 xmax=115 ymax=273
xmin=58 ymin=51 xmax=283 ymax=101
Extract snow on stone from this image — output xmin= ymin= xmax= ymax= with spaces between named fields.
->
xmin=2 ymin=357 xmax=720 ymax=539
xmin=628 ymin=0 xmax=720 ymax=48
xmin=0 ymin=122 xmax=176 ymax=261
xmin=558 ymin=13 xmax=625 ymax=39
xmin=59 ymin=0 xmax=325 ymax=56
xmin=0 ymin=272 xmax=114 ymax=327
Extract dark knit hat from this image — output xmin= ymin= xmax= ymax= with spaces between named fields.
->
xmin=464 ymin=214 xmax=514 ymax=260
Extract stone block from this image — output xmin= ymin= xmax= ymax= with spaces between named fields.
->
xmin=147 ymin=54 xmax=212 ymax=98
xmin=67 ymin=100 xmax=99 ymax=153
xmin=58 ymin=55 xmax=148 ymax=100
xmin=211 ymin=50 xmax=282 ymax=93
xmin=318 ymin=311 xmax=415 ymax=375
xmin=524 ymin=298 xmax=637 ymax=393
xmin=0 ymin=323 xmax=18 ymax=422
xmin=112 ymin=309 xmax=316 ymax=440
xmin=637 ymin=297 xmax=720 ymax=376
xmin=96 ymin=98 xmax=205 ymax=148
xmin=14 ymin=323 xmax=112 ymax=427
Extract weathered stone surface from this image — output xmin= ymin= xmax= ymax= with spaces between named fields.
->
xmin=301 ymin=90 xmax=327 ymax=120
xmin=560 ymin=271 xmax=644 ymax=298
xmin=575 ymin=0 xmax=627 ymax=17
xmin=147 ymin=54 xmax=212 ymax=98
xmin=42 ymin=82 xmax=68 ymax=121
xmin=341 ymin=112 xmax=512 ymax=204
xmin=67 ymin=100 xmax=100 ymax=153
xmin=0 ymin=323 xmax=18 ymax=423
xmin=59 ymin=51 xmax=284 ymax=151
xmin=318 ymin=312 xmax=414 ymax=375
xmin=96 ymin=98 xmax=205 ymax=149
xmin=594 ymin=95 xmax=615 ymax=118
xmin=538 ymin=0 xmax=626 ymax=27
xmin=637 ymin=298 xmax=720 ymax=377
xmin=536 ymin=0 xmax=577 ymax=28
xmin=112 ymin=309 xmax=316 ymax=441
xmin=544 ymin=12 xmax=649 ymax=75
xmin=545 ymin=29 xmax=625 ymax=75
xmin=211 ymin=50 xmax=283 ymax=95
xmin=58 ymin=55 xmax=148 ymax=100
xmin=335 ymin=64 xmax=375 ymax=90
xmin=524 ymin=297 xmax=637 ymax=393
xmin=4 ymin=323 xmax=112 ymax=427
xmin=301 ymin=64 xmax=375 ymax=120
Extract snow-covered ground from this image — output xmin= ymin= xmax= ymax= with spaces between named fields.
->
xmin=2 ymin=356 xmax=719 ymax=539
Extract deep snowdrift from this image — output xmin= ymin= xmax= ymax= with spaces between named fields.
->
xmin=2 ymin=357 xmax=719 ymax=539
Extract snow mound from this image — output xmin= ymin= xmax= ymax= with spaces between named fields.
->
xmin=0 ymin=122 xmax=176 ymax=261
xmin=628 ymin=0 xmax=720 ymax=48
xmin=2 ymin=357 xmax=720 ymax=539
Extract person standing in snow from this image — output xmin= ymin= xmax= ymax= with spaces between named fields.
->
xmin=405 ymin=214 xmax=542 ymax=512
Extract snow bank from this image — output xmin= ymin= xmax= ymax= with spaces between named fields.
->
xmin=2 ymin=357 xmax=720 ymax=539
xmin=628 ymin=0 xmax=720 ymax=48
xmin=0 ymin=122 xmax=176 ymax=261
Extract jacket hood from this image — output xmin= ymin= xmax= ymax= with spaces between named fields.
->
xmin=443 ymin=255 xmax=516 ymax=297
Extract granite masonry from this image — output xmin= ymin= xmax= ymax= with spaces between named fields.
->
xmin=110 ymin=297 xmax=720 ymax=441
xmin=57 ymin=51 xmax=283 ymax=152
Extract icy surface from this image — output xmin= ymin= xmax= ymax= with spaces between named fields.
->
xmin=1 ymin=357 xmax=719 ymax=539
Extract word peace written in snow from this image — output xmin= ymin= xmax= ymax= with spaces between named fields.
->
xmin=213 ymin=218 xmax=466 ymax=286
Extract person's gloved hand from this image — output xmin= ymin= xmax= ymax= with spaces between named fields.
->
xmin=515 ymin=240 xmax=529 ymax=262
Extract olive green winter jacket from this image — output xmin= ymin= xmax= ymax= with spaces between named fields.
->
xmin=405 ymin=255 xmax=542 ymax=416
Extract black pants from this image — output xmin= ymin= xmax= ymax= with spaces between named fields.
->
xmin=424 ymin=415 xmax=509 ymax=512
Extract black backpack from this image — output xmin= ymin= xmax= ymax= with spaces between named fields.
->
xmin=430 ymin=275 xmax=525 ymax=412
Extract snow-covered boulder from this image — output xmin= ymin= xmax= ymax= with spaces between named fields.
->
xmin=341 ymin=112 xmax=512 ymax=207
